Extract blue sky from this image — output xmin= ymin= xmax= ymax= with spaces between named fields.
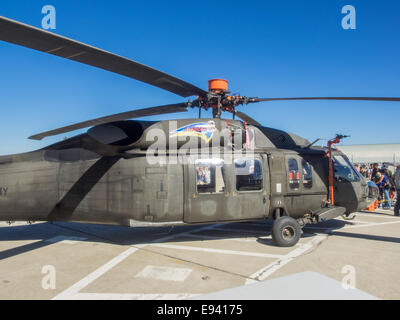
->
xmin=0 ymin=0 xmax=399 ymax=155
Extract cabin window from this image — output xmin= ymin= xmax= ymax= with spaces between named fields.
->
xmin=288 ymin=158 xmax=300 ymax=189
xmin=235 ymin=158 xmax=263 ymax=191
xmin=302 ymin=159 xmax=313 ymax=188
xmin=333 ymin=155 xmax=360 ymax=182
xmin=195 ymin=159 xmax=225 ymax=193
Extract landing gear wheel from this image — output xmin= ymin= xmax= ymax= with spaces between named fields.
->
xmin=272 ymin=216 xmax=301 ymax=247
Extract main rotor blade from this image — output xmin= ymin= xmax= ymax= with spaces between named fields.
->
xmin=252 ymin=97 xmax=400 ymax=102
xmin=234 ymin=111 xmax=262 ymax=126
xmin=29 ymin=103 xmax=188 ymax=140
xmin=0 ymin=16 xmax=207 ymax=98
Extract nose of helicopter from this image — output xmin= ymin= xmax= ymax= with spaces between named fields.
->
xmin=355 ymin=180 xmax=379 ymax=212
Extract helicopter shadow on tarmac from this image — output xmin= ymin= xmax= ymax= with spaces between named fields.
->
xmin=255 ymin=217 xmax=400 ymax=246
xmin=1 ymin=218 xmax=399 ymax=262
xmin=0 ymin=217 xmax=362 ymax=261
xmin=301 ymin=217 xmax=400 ymax=245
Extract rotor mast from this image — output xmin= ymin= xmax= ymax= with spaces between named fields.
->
xmin=208 ymin=79 xmax=228 ymax=118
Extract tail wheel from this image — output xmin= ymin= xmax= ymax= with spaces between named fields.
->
xmin=272 ymin=216 xmax=301 ymax=247
xmin=342 ymin=212 xmax=356 ymax=220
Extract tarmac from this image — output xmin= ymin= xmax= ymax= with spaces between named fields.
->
xmin=0 ymin=208 xmax=399 ymax=300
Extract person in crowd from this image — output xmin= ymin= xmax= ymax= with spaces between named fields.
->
xmin=374 ymin=172 xmax=383 ymax=208
xmin=352 ymin=161 xmax=398 ymax=212
xmin=383 ymin=164 xmax=393 ymax=185
xmin=368 ymin=164 xmax=374 ymax=179
xmin=390 ymin=186 xmax=396 ymax=205
xmin=360 ymin=165 xmax=369 ymax=178
xmin=383 ymin=167 xmax=395 ymax=207
xmin=371 ymin=163 xmax=380 ymax=181
xmin=382 ymin=163 xmax=392 ymax=175
xmin=394 ymin=165 xmax=400 ymax=216
xmin=374 ymin=170 xmax=391 ymax=209
xmin=367 ymin=165 xmax=371 ymax=179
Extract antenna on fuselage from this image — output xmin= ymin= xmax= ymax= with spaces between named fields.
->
xmin=306 ymin=138 xmax=322 ymax=148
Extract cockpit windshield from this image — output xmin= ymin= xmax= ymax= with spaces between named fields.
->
xmin=333 ymin=155 xmax=360 ymax=182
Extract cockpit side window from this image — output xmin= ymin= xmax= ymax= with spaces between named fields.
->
xmin=302 ymin=159 xmax=313 ymax=188
xmin=195 ymin=159 xmax=225 ymax=194
xmin=333 ymin=155 xmax=360 ymax=182
xmin=235 ymin=158 xmax=263 ymax=191
xmin=288 ymin=158 xmax=300 ymax=190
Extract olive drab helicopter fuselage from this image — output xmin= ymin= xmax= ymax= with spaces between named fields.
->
xmin=0 ymin=118 xmax=378 ymax=247
xmin=0 ymin=16 xmax=390 ymax=246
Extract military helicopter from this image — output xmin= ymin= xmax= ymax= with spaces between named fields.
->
xmin=0 ymin=16 xmax=394 ymax=247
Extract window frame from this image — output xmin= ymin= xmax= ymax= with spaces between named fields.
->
xmin=234 ymin=157 xmax=264 ymax=193
xmin=301 ymin=159 xmax=313 ymax=189
xmin=194 ymin=158 xmax=226 ymax=195
xmin=332 ymin=155 xmax=360 ymax=183
xmin=287 ymin=157 xmax=300 ymax=190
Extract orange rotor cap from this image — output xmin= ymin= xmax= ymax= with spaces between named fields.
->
xmin=208 ymin=79 xmax=228 ymax=92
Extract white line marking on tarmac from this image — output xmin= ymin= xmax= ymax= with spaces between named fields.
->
xmin=52 ymin=224 xmax=219 ymax=300
xmin=355 ymin=214 xmax=399 ymax=219
xmin=213 ymin=226 xmax=266 ymax=234
xmin=246 ymin=218 xmax=400 ymax=285
xmin=53 ymin=246 xmax=140 ymax=300
xmin=345 ymin=220 xmax=373 ymax=224
xmin=135 ymin=265 xmax=193 ymax=282
xmin=245 ymin=234 xmax=328 ymax=284
xmin=53 ymin=216 xmax=398 ymax=300
xmin=184 ymin=233 xmax=258 ymax=242
xmin=0 ymin=222 xmax=40 ymax=227
xmin=63 ymin=293 xmax=197 ymax=300
xmin=45 ymin=236 xmax=87 ymax=244
xmin=337 ymin=220 xmax=400 ymax=230
xmin=151 ymin=243 xmax=283 ymax=259
xmin=304 ymin=219 xmax=400 ymax=232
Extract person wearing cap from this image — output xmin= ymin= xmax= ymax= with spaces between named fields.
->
xmin=375 ymin=171 xmax=391 ymax=209
xmin=383 ymin=163 xmax=393 ymax=182
xmin=394 ymin=165 xmax=400 ymax=216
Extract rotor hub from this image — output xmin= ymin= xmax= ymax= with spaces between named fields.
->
xmin=188 ymin=79 xmax=258 ymax=118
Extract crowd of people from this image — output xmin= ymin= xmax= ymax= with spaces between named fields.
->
xmin=354 ymin=163 xmax=400 ymax=216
